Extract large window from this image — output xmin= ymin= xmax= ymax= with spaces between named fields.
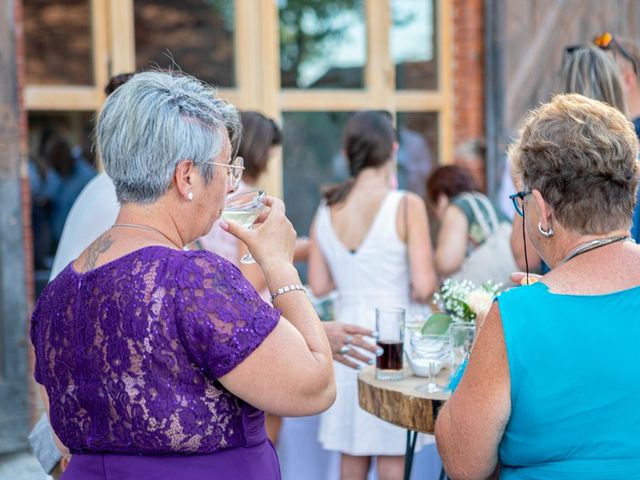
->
xmin=23 ymin=0 xmax=452 ymax=250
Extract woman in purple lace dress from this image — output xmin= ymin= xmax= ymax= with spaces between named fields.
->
xmin=30 ymin=71 xmax=336 ymax=480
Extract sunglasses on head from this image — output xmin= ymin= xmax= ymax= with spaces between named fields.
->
xmin=593 ymin=32 xmax=638 ymax=76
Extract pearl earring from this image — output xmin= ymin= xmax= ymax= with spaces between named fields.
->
xmin=187 ymin=192 xmax=194 ymax=201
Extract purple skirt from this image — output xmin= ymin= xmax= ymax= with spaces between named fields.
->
xmin=61 ymin=440 xmax=281 ymax=480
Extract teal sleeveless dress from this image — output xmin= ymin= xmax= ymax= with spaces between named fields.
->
xmin=497 ymin=282 xmax=640 ymax=479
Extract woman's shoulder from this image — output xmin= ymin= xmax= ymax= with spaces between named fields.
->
xmin=497 ymin=282 xmax=547 ymax=314
xmin=174 ymin=249 xmax=243 ymax=281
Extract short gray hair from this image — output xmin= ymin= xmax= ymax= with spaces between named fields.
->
xmin=96 ymin=71 xmax=241 ymax=203
xmin=510 ymin=93 xmax=638 ymax=235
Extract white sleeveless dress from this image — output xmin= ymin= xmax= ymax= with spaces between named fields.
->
xmin=315 ymin=190 xmax=431 ymax=455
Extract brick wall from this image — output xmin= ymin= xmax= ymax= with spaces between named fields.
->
xmin=452 ymin=0 xmax=486 ymax=189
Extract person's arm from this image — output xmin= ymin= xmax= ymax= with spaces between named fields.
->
xmin=238 ymin=235 xmax=311 ymax=294
xmin=218 ymin=198 xmax=336 ymax=416
xmin=435 ymin=303 xmax=511 ymax=479
xmin=238 ymin=243 xmax=268 ymax=293
xmin=403 ymin=193 xmax=437 ymax=302
xmin=510 ymin=214 xmax=541 ymax=272
xmin=308 ymin=220 xmax=335 ymax=297
xmin=434 ymin=204 xmax=469 ymax=276
xmin=293 ymin=236 xmax=310 ymax=263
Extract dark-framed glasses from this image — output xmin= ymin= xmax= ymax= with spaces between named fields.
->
xmin=593 ymin=32 xmax=638 ymax=75
xmin=509 ymin=191 xmax=531 ymax=217
xmin=205 ymin=156 xmax=245 ymax=190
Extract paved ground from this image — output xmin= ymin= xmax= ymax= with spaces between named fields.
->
xmin=0 ymin=450 xmax=51 ymax=480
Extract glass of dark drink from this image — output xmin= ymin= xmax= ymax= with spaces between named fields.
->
xmin=375 ymin=307 xmax=406 ymax=380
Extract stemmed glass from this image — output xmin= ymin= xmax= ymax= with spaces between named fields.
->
xmin=220 ymin=190 xmax=266 ymax=264
xmin=411 ymin=333 xmax=450 ymax=394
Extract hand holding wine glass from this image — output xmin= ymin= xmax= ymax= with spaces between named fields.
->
xmin=221 ymin=194 xmax=297 ymax=270
xmin=220 ymin=190 xmax=267 ymax=264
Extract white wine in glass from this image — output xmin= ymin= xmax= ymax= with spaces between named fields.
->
xmin=221 ymin=190 xmax=266 ymax=264
xmin=219 ymin=210 xmax=261 ymax=227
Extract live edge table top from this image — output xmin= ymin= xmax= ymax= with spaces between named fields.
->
xmin=357 ymin=366 xmax=451 ymax=434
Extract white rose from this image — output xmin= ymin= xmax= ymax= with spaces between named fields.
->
xmin=466 ymin=290 xmax=495 ymax=318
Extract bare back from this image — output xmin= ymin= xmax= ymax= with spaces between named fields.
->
xmin=329 ymin=188 xmax=397 ymax=252
xmin=316 ymin=186 xmax=436 ymax=302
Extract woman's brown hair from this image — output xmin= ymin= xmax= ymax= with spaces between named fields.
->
xmin=238 ymin=111 xmax=282 ymax=181
xmin=425 ymin=165 xmax=479 ymax=206
xmin=323 ymin=110 xmax=395 ymax=206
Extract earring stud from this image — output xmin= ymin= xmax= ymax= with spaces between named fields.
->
xmin=188 ymin=192 xmax=194 ymax=201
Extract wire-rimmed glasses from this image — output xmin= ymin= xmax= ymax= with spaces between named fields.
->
xmin=205 ymin=156 xmax=245 ymax=191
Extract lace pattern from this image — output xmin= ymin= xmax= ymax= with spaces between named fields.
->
xmin=31 ymin=247 xmax=280 ymax=454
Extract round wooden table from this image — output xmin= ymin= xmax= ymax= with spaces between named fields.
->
xmin=358 ymin=365 xmax=451 ymax=480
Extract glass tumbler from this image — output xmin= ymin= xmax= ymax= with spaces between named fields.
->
xmin=448 ymin=321 xmax=477 ymax=372
xmin=375 ymin=307 xmax=406 ymax=380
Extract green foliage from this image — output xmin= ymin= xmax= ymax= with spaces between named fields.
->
xmin=278 ymin=0 xmax=360 ymax=85
xmin=421 ymin=312 xmax=453 ymax=335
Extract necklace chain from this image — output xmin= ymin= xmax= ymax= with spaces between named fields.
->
xmin=111 ymin=223 xmax=182 ymax=249
xmin=561 ymin=235 xmax=630 ymax=264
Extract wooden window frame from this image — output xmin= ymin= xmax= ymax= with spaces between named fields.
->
xmin=268 ymin=0 xmax=453 ymax=196
xmin=23 ymin=0 xmax=452 ymax=195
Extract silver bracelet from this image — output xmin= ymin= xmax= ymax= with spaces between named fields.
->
xmin=270 ymin=284 xmax=308 ymax=301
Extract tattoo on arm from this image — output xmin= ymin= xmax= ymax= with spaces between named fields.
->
xmin=82 ymin=235 xmax=115 ymax=273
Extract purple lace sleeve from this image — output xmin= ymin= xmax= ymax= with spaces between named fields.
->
xmin=30 ymin=302 xmax=44 ymax=385
xmin=176 ymin=251 xmax=281 ymax=378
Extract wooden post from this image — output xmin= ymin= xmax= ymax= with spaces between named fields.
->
xmin=0 ymin=0 xmax=30 ymax=454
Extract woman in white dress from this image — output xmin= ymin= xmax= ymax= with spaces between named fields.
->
xmin=308 ymin=110 xmax=438 ymax=479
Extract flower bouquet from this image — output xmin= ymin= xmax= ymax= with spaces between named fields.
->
xmin=417 ymin=279 xmax=502 ymax=390
xmin=420 ymin=279 xmax=501 ymax=335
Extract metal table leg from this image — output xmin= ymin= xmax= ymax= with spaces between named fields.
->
xmin=403 ymin=430 xmax=418 ymax=480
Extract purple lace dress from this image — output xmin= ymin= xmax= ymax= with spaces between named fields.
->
xmin=30 ymin=246 xmax=282 ymax=479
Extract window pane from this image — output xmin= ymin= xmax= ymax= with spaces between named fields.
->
xmin=24 ymin=0 xmax=94 ymax=85
xmin=282 ymin=111 xmax=353 ymax=236
xmin=279 ymin=0 xmax=366 ymax=89
xmin=134 ymin=0 xmax=235 ymax=87
xmin=391 ymin=0 xmax=437 ymax=90
xmin=396 ymin=112 xmax=438 ymax=197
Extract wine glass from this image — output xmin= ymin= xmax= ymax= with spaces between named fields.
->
xmin=410 ymin=333 xmax=450 ymax=393
xmin=220 ymin=190 xmax=266 ymax=264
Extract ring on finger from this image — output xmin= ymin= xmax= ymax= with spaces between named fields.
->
xmin=344 ymin=335 xmax=353 ymax=345
xmin=338 ymin=345 xmax=350 ymax=355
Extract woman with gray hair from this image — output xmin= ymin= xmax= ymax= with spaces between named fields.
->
xmin=435 ymin=93 xmax=640 ymax=479
xmin=29 ymin=71 xmax=335 ymax=480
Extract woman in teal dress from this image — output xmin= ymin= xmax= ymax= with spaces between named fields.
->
xmin=435 ymin=93 xmax=640 ymax=479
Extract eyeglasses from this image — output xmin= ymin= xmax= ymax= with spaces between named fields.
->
xmin=509 ymin=191 xmax=531 ymax=217
xmin=204 ymin=156 xmax=245 ymax=191
xmin=593 ymin=32 xmax=638 ymax=75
